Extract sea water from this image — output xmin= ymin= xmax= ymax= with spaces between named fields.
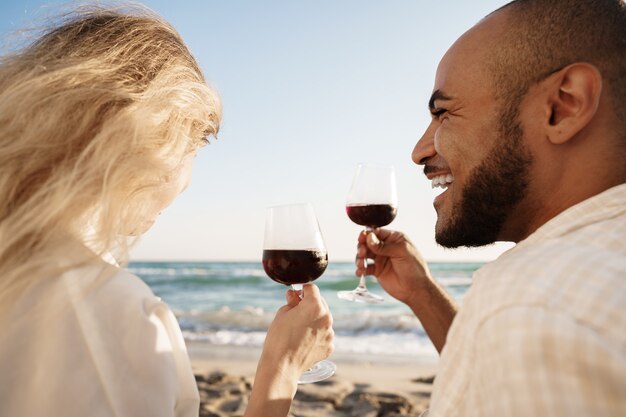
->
xmin=130 ymin=261 xmax=482 ymax=359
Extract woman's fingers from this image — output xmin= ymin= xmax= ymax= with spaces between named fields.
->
xmin=285 ymin=289 xmax=301 ymax=307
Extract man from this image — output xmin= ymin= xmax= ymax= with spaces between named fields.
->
xmin=357 ymin=0 xmax=626 ymax=415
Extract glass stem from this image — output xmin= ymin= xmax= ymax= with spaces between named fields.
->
xmin=357 ymin=273 xmax=368 ymax=292
xmin=357 ymin=226 xmax=373 ymax=292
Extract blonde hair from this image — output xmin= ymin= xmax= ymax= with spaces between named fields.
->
xmin=0 ymin=6 xmax=222 ymax=307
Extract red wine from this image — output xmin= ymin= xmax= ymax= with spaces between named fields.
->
xmin=262 ymin=249 xmax=328 ymax=285
xmin=346 ymin=204 xmax=397 ymax=227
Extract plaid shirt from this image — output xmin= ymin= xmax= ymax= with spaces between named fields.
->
xmin=427 ymin=184 xmax=626 ymax=417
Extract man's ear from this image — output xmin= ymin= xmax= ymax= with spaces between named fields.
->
xmin=543 ymin=63 xmax=602 ymax=145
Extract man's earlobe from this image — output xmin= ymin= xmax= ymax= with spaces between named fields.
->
xmin=545 ymin=63 xmax=602 ymax=145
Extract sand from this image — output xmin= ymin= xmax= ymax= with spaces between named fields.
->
xmin=188 ymin=342 xmax=437 ymax=417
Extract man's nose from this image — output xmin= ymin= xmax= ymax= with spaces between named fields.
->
xmin=412 ymin=124 xmax=437 ymax=165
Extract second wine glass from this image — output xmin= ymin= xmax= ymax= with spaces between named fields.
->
xmin=338 ymin=163 xmax=397 ymax=304
xmin=261 ymin=203 xmax=336 ymax=384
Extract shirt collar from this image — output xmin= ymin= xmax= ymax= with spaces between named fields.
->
xmin=514 ymin=183 xmax=626 ymax=251
xmin=81 ymin=225 xmax=120 ymax=267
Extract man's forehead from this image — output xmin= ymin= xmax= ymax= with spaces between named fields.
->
xmin=447 ymin=10 xmax=509 ymax=65
xmin=432 ymin=10 xmax=509 ymax=95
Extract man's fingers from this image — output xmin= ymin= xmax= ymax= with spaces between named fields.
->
xmin=371 ymin=228 xmax=393 ymax=240
xmin=365 ymin=264 xmax=377 ymax=276
xmin=356 ymin=264 xmax=377 ymax=275
xmin=366 ymin=232 xmax=390 ymax=256
xmin=355 ymin=256 xmax=378 ymax=276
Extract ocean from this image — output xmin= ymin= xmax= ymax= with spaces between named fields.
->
xmin=130 ymin=261 xmax=482 ymax=360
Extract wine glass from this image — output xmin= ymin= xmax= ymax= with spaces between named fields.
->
xmin=261 ymin=203 xmax=336 ymax=384
xmin=338 ymin=163 xmax=397 ymax=304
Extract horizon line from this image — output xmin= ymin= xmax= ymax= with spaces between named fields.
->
xmin=127 ymin=258 xmax=489 ymax=264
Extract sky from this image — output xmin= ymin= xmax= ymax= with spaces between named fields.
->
xmin=0 ymin=0 xmax=515 ymax=262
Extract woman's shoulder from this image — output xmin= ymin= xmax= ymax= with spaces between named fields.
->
xmin=60 ymin=255 xmax=160 ymax=317
xmin=51 ymin=240 xmax=154 ymax=298
xmin=0 ymin=250 xmax=192 ymax=417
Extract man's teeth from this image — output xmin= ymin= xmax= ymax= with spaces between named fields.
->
xmin=431 ymin=174 xmax=454 ymax=189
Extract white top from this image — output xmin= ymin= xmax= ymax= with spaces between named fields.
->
xmin=428 ymin=184 xmax=626 ymax=417
xmin=0 ymin=244 xmax=199 ymax=417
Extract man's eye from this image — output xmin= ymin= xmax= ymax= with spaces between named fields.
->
xmin=431 ymin=108 xmax=447 ymax=118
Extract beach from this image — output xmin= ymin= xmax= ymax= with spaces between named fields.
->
xmin=189 ymin=342 xmax=437 ymax=416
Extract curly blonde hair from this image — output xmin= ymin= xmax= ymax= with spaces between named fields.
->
xmin=0 ymin=5 xmax=222 ymax=306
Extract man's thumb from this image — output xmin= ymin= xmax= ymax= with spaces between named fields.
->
xmin=367 ymin=232 xmax=388 ymax=255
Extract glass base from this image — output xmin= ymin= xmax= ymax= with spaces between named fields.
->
xmin=337 ymin=288 xmax=384 ymax=304
xmin=298 ymin=360 xmax=337 ymax=384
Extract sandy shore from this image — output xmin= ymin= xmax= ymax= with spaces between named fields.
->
xmin=188 ymin=342 xmax=437 ymax=416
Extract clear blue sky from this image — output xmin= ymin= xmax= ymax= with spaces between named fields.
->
xmin=1 ymin=0 xmax=515 ymax=262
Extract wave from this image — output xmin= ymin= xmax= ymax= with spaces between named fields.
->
xmin=177 ymin=305 xmax=425 ymax=334
xmin=180 ymin=310 xmax=438 ymax=357
xmin=182 ymin=329 xmax=437 ymax=358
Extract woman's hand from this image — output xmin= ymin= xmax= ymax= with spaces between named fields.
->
xmin=262 ymin=284 xmax=334 ymax=376
xmin=245 ymin=284 xmax=334 ymax=417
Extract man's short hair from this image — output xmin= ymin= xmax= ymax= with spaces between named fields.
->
xmin=488 ymin=0 xmax=625 ymax=136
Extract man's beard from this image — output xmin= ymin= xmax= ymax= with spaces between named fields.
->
xmin=435 ymin=108 xmax=533 ymax=248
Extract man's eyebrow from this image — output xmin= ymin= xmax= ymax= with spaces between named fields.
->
xmin=428 ymin=89 xmax=452 ymax=111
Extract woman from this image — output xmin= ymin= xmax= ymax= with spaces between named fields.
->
xmin=0 ymin=6 xmax=334 ymax=417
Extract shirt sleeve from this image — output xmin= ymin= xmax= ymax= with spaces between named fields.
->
xmin=66 ymin=271 xmax=200 ymax=417
xmin=467 ymin=305 xmax=626 ymax=417
xmin=142 ymin=298 xmax=201 ymax=417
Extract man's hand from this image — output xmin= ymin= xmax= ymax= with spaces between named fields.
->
xmin=355 ymin=228 xmax=458 ymax=353
xmin=356 ymin=228 xmax=432 ymax=304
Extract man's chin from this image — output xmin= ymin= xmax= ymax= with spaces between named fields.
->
xmin=435 ymin=234 xmax=463 ymax=249
xmin=435 ymin=220 xmax=499 ymax=248
xmin=434 ymin=220 xmax=462 ymax=248
xmin=437 ymin=234 xmax=499 ymax=249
